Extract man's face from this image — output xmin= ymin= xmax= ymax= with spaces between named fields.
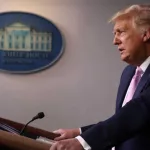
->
xmin=113 ymin=19 xmax=146 ymax=65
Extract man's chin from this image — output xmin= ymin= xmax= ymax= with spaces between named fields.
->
xmin=120 ymin=55 xmax=130 ymax=63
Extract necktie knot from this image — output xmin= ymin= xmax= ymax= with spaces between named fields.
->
xmin=134 ymin=67 xmax=143 ymax=77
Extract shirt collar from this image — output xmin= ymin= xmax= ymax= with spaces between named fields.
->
xmin=139 ymin=56 xmax=150 ymax=73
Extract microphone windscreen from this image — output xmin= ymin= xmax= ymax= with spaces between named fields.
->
xmin=38 ymin=112 xmax=45 ymax=119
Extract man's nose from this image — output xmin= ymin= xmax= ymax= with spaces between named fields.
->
xmin=113 ymin=36 xmax=121 ymax=45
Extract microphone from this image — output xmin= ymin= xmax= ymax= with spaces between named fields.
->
xmin=20 ymin=112 xmax=45 ymax=135
xmin=32 ymin=112 xmax=45 ymax=121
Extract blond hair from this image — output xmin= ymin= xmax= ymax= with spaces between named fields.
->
xmin=109 ymin=4 xmax=150 ymax=32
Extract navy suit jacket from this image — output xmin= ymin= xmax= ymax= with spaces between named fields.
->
xmin=81 ymin=64 xmax=150 ymax=150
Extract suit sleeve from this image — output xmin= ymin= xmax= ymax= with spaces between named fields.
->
xmin=80 ymin=86 xmax=150 ymax=150
xmin=81 ymin=124 xmax=95 ymax=132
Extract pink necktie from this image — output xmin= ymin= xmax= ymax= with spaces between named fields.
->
xmin=122 ymin=67 xmax=143 ymax=107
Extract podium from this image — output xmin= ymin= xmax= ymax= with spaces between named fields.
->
xmin=0 ymin=117 xmax=60 ymax=150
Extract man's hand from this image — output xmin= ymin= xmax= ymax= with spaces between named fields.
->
xmin=53 ymin=129 xmax=80 ymax=141
xmin=50 ymin=138 xmax=84 ymax=150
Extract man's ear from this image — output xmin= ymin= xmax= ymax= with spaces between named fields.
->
xmin=142 ymin=29 xmax=150 ymax=42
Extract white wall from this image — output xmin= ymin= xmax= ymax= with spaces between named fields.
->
xmin=0 ymin=0 xmax=148 ymax=131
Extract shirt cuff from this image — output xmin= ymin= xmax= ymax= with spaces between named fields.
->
xmin=75 ymin=136 xmax=91 ymax=150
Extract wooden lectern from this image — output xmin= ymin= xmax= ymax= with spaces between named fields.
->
xmin=0 ymin=117 xmax=60 ymax=150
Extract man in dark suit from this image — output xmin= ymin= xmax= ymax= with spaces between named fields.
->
xmin=50 ymin=4 xmax=150 ymax=150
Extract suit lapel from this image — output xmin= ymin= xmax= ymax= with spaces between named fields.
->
xmin=133 ymin=64 xmax=150 ymax=98
xmin=116 ymin=64 xmax=150 ymax=112
xmin=116 ymin=66 xmax=136 ymax=111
